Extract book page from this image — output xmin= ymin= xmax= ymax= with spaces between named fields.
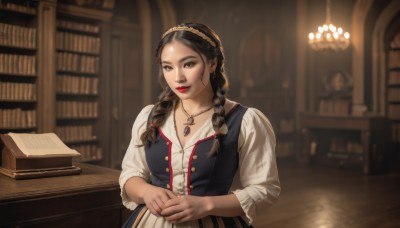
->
xmin=8 ymin=133 xmax=80 ymax=157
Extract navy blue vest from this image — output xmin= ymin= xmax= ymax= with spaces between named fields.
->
xmin=145 ymin=105 xmax=248 ymax=196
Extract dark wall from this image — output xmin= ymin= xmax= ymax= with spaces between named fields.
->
xmin=171 ymin=0 xmax=297 ymax=105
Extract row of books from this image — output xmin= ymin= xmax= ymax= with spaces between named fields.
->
xmin=0 ymin=108 xmax=36 ymax=128
xmin=57 ymin=52 xmax=99 ymax=74
xmin=71 ymin=144 xmax=102 ymax=162
xmin=56 ymin=31 xmax=100 ymax=54
xmin=0 ymin=23 xmax=37 ymax=49
xmin=388 ymin=71 xmax=400 ymax=85
xmin=392 ymin=123 xmax=400 ymax=143
xmin=329 ymin=138 xmax=363 ymax=154
xmin=57 ymin=19 xmax=100 ymax=34
xmin=0 ymin=82 xmax=36 ymax=100
xmin=0 ymin=1 xmax=36 ymax=14
xmin=387 ymin=88 xmax=400 ymax=102
xmin=390 ymin=33 xmax=400 ymax=49
xmin=388 ymin=50 xmax=400 ymax=68
xmin=0 ymin=54 xmax=36 ymax=75
xmin=319 ymin=98 xmax=350 ymax=115
xmin=56 ymin=125 xmax=96 ymax=142
xmin=388 ymin=105 xmax=400 ymax=120
xmin=275 ymin=141 xmax=293 ymax=158
xmin=56 ymin=101 xmax=99 ymax=118
xmin=57 ymin=74 xmax=99 ymax=95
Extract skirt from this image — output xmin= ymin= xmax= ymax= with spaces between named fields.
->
xmin=122 ymin=204 xmax=253 ymax=228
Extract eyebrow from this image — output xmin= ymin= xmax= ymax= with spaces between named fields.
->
xmin=161 ymin=55 xmax=197 ymax=64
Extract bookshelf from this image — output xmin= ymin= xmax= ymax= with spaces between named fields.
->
xmin=1 ymin=0 xmax=113 ymax=165
xmin=387 ymin=31 xmax=400 ymax=168
xmin=0 ymin=1 xmax=38 ymax=134
xmin=55 ymin=16 xmax=102 ymax=162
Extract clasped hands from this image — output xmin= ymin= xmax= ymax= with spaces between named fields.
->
xmin=142 ymin=186 xmax=210 ymax=224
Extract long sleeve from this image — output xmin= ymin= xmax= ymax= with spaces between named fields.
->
xmin=119 ymin=104 xmax=154 ymax=210
xmin=232 ymin=107 xmax=281 ymax=224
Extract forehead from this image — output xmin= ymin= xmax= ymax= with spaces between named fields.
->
xmin=161 ymin=40 xmax=200 ymax=60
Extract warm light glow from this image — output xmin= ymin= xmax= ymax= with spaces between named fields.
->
xmin=308 ymin=0 xmax=350 ymax=51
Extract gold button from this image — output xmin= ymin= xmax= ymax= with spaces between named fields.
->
xmin=165 ymin=156 xmax=168 ymax=161
xmin=166 ymin=142 xmax=169 ymax=145
xmin=166 ymin=168 xmax=169 ymax=172
xmin=193 ymin=155 xmax=198 ymax=160
xmin=167 ymin=184 xmax=170 ymax=188
xmin=190 ymin=185 xmax=194 ymax=189
xmin=191 ymin=167 xmax=196 ymax=173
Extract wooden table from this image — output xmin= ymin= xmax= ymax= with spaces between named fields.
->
xmin=0 ymin=163 xmax=130 ymax=227
xmin=300 ymin=113 xmax=389 ymax=174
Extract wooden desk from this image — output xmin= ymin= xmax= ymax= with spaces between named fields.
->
xmin=0 ymin=163 xmax=130 ymax=227
xmin=301 ymin=113 xmax=389 ymax=174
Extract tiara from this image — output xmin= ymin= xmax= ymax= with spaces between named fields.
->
xmin=162 ymin=26 xmax=216 ymax=47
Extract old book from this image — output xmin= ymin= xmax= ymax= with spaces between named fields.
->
xmin=0 ymin=133 xmax=81 ymax=175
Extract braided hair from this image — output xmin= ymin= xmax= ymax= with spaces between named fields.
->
xmin=140 ymin=23 xmax=228 ymax=156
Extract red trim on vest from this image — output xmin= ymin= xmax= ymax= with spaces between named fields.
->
xmin=158 ymin=127 xmax=173 ymax=191
xmin=187 ymin=133 xmax=221 ymax=195
xmin=227 ymin=103 xmax=240 ymax=116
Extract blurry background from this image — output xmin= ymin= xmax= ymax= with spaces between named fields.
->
xmin=1 ymin=0 xmax=400 ymax=226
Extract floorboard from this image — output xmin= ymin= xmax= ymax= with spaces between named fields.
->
xmin=252 ymin=161 xmax=400 ymax=228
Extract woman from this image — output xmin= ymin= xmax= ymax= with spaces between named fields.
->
xmin=119 ymin=22 xmax=280 ymax=227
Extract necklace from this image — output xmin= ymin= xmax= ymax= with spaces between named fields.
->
xmin=181 ymin=101 xmax=213 ymax=137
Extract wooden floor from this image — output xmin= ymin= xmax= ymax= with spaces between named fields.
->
xmin=253 ymin=161 xmax=400 ymax=228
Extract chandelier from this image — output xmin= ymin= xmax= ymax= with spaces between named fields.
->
xmin=308 ymin=0 xmax=350 ymax=51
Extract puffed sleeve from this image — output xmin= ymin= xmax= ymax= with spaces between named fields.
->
xmin=119 ymin=104 xmax=154 ymax=210
xmin=232 ymin=107 xmax=281 ymax=224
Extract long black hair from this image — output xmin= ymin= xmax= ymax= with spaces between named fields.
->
xmin=140 ymin=22 xmax=228 ymax=156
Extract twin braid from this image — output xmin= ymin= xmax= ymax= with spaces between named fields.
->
xmin=140 ymin=86 xmax=177 ymax=147
xmin=209 ymin=71 xmax=226 ymax=156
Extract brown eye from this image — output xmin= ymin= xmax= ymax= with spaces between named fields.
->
xmin=184 ymin=62 xmax=195 ymax=68
xmin=163 ymin=65 xmax=172 ymax=71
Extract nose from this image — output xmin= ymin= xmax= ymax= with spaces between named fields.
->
xmin=174 ymin=68 xmax=186 ymax=83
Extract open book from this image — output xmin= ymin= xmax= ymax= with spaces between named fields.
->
xmin=0 ymin=133 xmax=82 ymax=179
xmin=7 ymin=132 xmax=80 ymax=157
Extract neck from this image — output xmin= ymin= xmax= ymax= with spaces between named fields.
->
xmin=181 ymin=100 xmax=213 ymax=114
xmin=180 ymin=87 xmax=214 ymax=114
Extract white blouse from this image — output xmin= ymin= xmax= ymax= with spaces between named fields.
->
xmin=119 ymin=103 xmax=280 ymax=225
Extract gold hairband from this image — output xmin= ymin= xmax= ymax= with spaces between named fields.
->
xmin=162 ymin=26 xmax=216 ymax=47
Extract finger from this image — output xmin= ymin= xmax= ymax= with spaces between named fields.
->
xmin=166 ymin=190 xmax=177 ymax=199
xmin=163 ymin=196 xmax=182 ymax=209
xmin=149 ymin=200 xmax=162 ymax=215
xmin=165 ymin=211 xmax=187 ymax=223
xmin=160 ymin=190 xmax=176 ymax=205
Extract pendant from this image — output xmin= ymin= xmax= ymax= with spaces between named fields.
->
xmin=183 ymin=126 xmax=191 ymax=136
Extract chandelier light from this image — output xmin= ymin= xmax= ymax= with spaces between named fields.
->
xmin=308 ymin=0 xmax=350 ymax=51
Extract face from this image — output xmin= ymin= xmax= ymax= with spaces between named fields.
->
xmin=161 ymin=40 xmax=216 ymax=101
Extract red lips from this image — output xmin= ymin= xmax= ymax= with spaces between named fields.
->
xmin=176 ymin=86 xmax=189 ymax=93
